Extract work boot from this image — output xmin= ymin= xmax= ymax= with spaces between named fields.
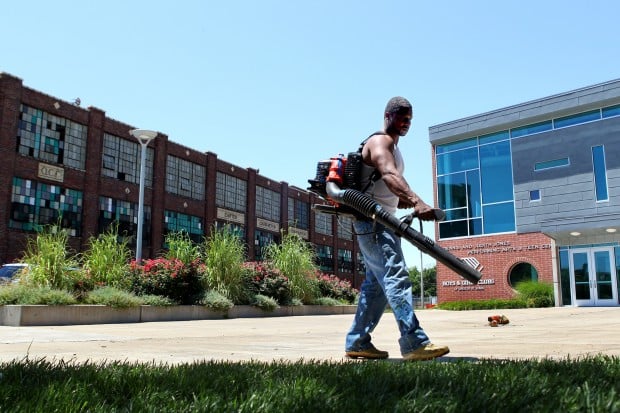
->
xmin=345 ymin=344 xmax=389 ymax=359
xmin=402 ymin=343 xmax=450 ymax=361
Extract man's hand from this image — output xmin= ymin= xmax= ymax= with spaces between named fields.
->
xmin=413 ymin=200 xmax=436 ymax=221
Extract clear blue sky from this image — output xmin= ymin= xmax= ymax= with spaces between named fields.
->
xmin=2 ymin=1 xmax=619 ymax=267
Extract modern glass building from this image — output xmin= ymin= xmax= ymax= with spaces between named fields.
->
xmin=430 ymin=79 xmax=620 ymax=307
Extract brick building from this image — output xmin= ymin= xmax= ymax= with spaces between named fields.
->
xmin=429 ymin=79 xmax=620 ymax=307
xmin=0 ymin=72 xmax=364 ymax=287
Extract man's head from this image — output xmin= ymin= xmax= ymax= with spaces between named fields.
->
xmin=384 ymin=97 xmax=412 ymax=137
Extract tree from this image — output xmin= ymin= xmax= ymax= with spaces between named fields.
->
xmin=408 ymin=265 xmax=437 ymax=298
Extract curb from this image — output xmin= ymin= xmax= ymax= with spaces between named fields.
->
xmin=0 ymin=304 xmax=358 ymax=326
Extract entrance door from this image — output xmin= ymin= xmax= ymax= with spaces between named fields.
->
xmin=570 ymin=247 xmax=618 ymax=306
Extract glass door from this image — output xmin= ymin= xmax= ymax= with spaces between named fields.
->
xmin=570 ymin=247 xmax=618 ymax=306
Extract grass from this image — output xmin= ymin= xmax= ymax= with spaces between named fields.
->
xmin=0 ymin=357 xmax=618 ymax=412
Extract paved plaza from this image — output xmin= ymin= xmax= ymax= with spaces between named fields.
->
xmin=1 ymin=306 xmax=619 ymax=364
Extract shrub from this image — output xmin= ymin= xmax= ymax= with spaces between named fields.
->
xmin=314 ymin=296 xmax=342 ymax=306
xmin=264 ymin=233 xmax=319 ymax=304
xmin=140 ymin=294 xmax=176 ymax=306
xmin=84 ymin=287 xmax=143 ymax=307
xmin=81 ymin=223 xmax=132 ymax=290
xmin=515 ymin=280 xmax=554 ymax=308
xmin=202 ymin=225 xmax=248 ymax=303
xmin=0 ymin=284 xmax=76 ymax=305
xmin=128 ymin=258 xmax=204 ymax=304
xmin=253 ymin=294 xmax=279 ymax=311
xmin=244 ymin=261 xmax=292 ymax=305
xmin=438 ymin=298 xmax=526 ymax=311
xmin=315 ymin=272 xmax=358 ymax=304
xmin=200 ymin=290 xmax=234 ymax=312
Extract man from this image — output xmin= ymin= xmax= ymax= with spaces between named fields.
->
xmin=344 ymin=96 xmax=450 ymax=361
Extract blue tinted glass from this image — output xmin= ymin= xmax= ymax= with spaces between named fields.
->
xmin=483 ymin=202 xmax=515 ymax=234
xmin=435 ymin=137 xmax=477 ymax=154
xmin=439 ymin=220 xmax=468 ymax=239
xmin=554 ymin=110 xmax=600 ymax=129
xmin=469 ymin=218 xmax=483 ymax=236
xmin=529 ymin=189 xmax=541 ymax=201
xmin=480 ymin=141 xmax=513 ymax=203
xmin=444 ymin=208 xmax=468 ymax=220
xmin=535 ymin=158 xmax=569 ymax=171
xmin=602 ymin=104 xmax=620 ymax=118
xmin=437 ymin=173 xmax=466 ymax=210
xmin=559 ymin=249 xmax=572 ymax=305
xmin=592 ymin=145 xmax=608 ymax=201
xmin=436 ymin=147 xmax=478 ymax=175
xmin=478 ymin=130 xmax=509 ymax=145
xmin=466 ymin=170 xmax=481 ymax=217
xmin=556 ymin=110 xmax=601 ymax=128
xmin=510 ymin=121 xmax=552 ymax=138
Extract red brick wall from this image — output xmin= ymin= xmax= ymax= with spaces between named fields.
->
xmin=436 ymin=232 xmax=553 ymax=303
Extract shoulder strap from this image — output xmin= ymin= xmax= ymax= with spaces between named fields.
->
xmin=359 ymin=131 xmax=385 ymax=192
xmin=358 ymin=131 xmax=386 ymax=152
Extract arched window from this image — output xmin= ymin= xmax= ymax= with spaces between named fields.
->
xmin=509 ymin=262 xmax=538 ymax=287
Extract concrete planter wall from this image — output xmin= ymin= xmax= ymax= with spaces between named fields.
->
xmin=0 ymin=305 xmax=357 ymax=326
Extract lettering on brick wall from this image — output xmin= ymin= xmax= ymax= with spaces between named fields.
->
xmin=441 ymin=278 xmax=495 ymax=291
xmin=444 ymin=241 xmax=551 ymax=255
xmin=38 ymin=163 xmax=64 ymax=183
xmin=216 ymin=208 xmax=245 ymax=225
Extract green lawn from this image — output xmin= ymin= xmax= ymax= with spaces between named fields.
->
xmin=0 ymin=356 xmax=618 ymax=412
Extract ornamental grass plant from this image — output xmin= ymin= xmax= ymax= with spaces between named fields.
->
xmin=264 ymin=233 xmax=320 ymax=304
xmin=202 ymin=224 xmax=248 ymax=304
xmin=19 ymin=222 xmax=81 ymax=291
xmin=81 ymin=223 xmax=132 ymax=291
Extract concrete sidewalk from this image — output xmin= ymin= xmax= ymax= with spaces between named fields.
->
xmin=1 ymin=306 xmax=619 ymax=364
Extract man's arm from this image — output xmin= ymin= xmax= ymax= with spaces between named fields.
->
xmin=363 ymin=134 xmax=435 ymax=219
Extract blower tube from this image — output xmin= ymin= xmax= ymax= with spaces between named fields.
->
xmin=326 ymin=182 xmax=481 ymax=284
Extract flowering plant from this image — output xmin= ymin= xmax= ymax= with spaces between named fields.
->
xmin=315 ymin=271 xmax=358 ymax=304
xmin=243 ymin=261 xmax=292 ymax=305
xmin=128 ymin=258 xmax=205 ymax=304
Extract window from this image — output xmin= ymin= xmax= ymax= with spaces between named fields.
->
xmin=509 ymin=262 xmax=539 ymax=287
xmin=164 ymin=210 xmax=203 ymax=243
xmin=602 ymin=104 xmax=620 ymax=118
xmin=337 ymin=216 xmax=353 ymax=241
xmin=255 ymin=230 xmax=277 ymax=261
xmin=215 ymin=172 xmax=247 ymax=212
xmin=436 ymin=139 xmax=513 ymax=239
xmin=99 ymin=197 xmax=150 ymax=247
xmin=256 ymin=186 xmax=280 ymax=222
xmin=534 ymin=158 xmax=570 ymax=171
xmin=102 ymin=133 xmax=154 ymax=187
xmin=166 ymin=156 xmax=205 ymax=200
xmin=356 ymin=252 xmax=366 ymax=274
xmin=17 ymin=104 xmax=87 ymax=169
xmin=288 ymin=198 xmax=309 ymax=230
xmin=592 ymin=145 xmax=608 ymax=202
xmin=553 ymin=110 xmax=600 ymax=129
xmin=483 ymin=202 xmax=515 ymax=233
xmin=529 ymin=190 xmax=541 ymax=201
xmin=480 ymin=141 xmax=513 ymax=204
xmin=510 ymin=120 xmax=552 ymax=138
xmin=315 ymin=245 xmax=333 ymax=272
xmin=10 ymin=177 xmax=83 ymax=236
xmin=338 ymin=249 xmax=353 ymax=273
xmin=314 ymin=211 xmax=333 ymax=236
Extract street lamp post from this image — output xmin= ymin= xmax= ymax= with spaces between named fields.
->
xmin=129 ymin=129 xmax=158 ymax=263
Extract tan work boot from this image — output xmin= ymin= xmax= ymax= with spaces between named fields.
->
xmin=402 ymin=343 xmax=450 ymax=361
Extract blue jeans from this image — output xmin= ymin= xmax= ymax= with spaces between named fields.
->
xmin=345 ymin=220 xmax=430 ymax=355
